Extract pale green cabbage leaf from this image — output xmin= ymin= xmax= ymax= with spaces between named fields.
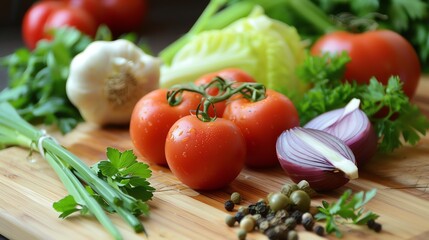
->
xmin=160 ymin=7 xmax=309 ymax=101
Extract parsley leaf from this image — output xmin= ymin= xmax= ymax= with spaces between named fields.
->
xmin=92 ymin=147 xmax=155 ymax=215
xmin=53 ymin=195 xmax=88 ymax=219
xmin=315 ymin=189 xmax=379 ymax=237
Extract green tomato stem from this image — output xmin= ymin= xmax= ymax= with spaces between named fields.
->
xmin=167 ymin=77 xmax=266 ymax=122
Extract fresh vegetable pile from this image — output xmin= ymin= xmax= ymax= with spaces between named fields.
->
xmin=0 ymin=0 xmax=429 ymax=239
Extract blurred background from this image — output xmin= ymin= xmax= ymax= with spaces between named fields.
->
xmin=0 ymin=0 xmax=210 ymax=89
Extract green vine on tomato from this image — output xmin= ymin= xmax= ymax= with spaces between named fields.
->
xmin=167 ymin=77 xmax=266 ymax=122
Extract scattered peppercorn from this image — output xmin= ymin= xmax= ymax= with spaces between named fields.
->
xmin=281 ymin=183 xmax=298 ymax=197
xmin=287 ymin=230 xmax=299 ymax=240
xmin=302 ymin=216 xmax=315 ymax=231
xmin=258 ymin=220 xmax=270 ymax=232
xmin=290 ymin=210 xmax=303 ymax=224
xmin=297 ymin=180 xmax=316 ymax=197
xmin=301 ymin=212 xmax=313 ymax=223
xmin=235 ymin=211 xmax=246 ymax=223
xmin=231 ymin=192 xmax=242 ymax=204
xmin=366 ymin=219 xmax=382 ymax=232
xmin=313 ymin=225 xmax=324 ymax=236
xmin=238 ymin=206 xmax=249 ymax=215
xmin=237 ymin=228 xmax=247 ymax=240
xmin=225 ymin=215 xmax=236 ymax=227
xmin=373 ymin=222 xmax=382 ymax=233
xmin=240 ymin=216 xmax=255 ymax=232
xmin=284 ymin=217 xmax=297 ymax=230
xmin=367 ymin=219 xmax=376 ymax=229
xmin=225 ymin=200 xmax=235 ymax=211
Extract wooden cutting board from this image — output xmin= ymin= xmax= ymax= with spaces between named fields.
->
xmin=1 ymin=78 xmax=429 ymax=240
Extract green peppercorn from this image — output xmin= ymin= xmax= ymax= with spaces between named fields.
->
xmin=290 ymin=190 xmax=311 ymax=212
xmin=268 ymin=192 xmax=291 ymax=212
xmin=240 ymin=216 xmax=255 ymax=232
xmin=238 ymin=206 xmax=249 ymax=215
xmin=231 ymin=192 xmax=242 ymax=204
xmin=258 ymin=220 xmax=270 ymax=232
xmin=281 ymin=183 xmax=298 ymax=197
xmin=225 ymin=200 xmax=235 ymax=211
xmin=225 ymin=214 xmax=236 ymax=227
xmin=297 ymin=180 xmax=316 ymax=197
xmin=237 ymin=228 xmax=247 ymax=240
xmin=287 ymin=230 xmax=299 ymax=240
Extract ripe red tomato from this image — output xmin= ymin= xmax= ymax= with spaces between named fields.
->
xmin=43 ymin=7 xmax=97 ymax=38
xmin=98 ymin=0 xmax=148 ymax=35
xmin=194 ymin=68 xmax=256 ymax=117
xmin=129 ymin=89 xmax=202 ymax=166
xmin=311 ymin=30 xmax=421 ymax=98
xmin=223 ymin=89 xmax=300 ymax=168
xmin=165 ymin=115 xmax=246 ymax=190
xmin=22 ymin=1 xmax=97 ymax=49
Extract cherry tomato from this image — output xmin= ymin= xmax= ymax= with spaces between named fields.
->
xmin=43 ymin=7 xmax=97 ymax=39
xmin=165 ymin=115 xmax=246 ymax=190
xmin=311 ymin=30 xmax=421 ymax=99
xmin=22 ymin=1 xmax=97 ymax=49
xmin=64 ymin=0 xmax=104 ymax=25
xmin=194 ymin=68 xmax=256 ymax=117
xmin=129 ymin=89 xmax=202 ymax=166
xmin=223 ymin=89 xmax=300 ymax=168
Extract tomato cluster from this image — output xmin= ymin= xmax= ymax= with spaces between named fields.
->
xmin=22 ymin=0 xmax=147 ymax=49
xmin=130 ymin=69 xmax=300 ymax=190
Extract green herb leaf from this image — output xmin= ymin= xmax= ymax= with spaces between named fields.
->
xmin=316 ymin=189 xmax=379 ymax=237
xmin=53 ymin=195 xmax=86 ymax=219
xmin=93 ymin=148 xmax=154 ymax=215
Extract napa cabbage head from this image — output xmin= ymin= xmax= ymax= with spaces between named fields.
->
xmin=160 ymin=7 xmax=309 ymax=102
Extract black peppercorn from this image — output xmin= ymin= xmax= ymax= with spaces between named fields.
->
xmin=255 ymin=201 xmax=269 ymax=216
xmin=367 ymin=219 xmax=376 ymax=229
xmin=373 ymin=222 xmax=382 ymax=233
xmin=235 ymin=211 xmax=246 ymax=223
xmin=284 ymin=217 xmax=297 ymax=230
xmin=313 ymin=225 xmax=324 ymax=236
xmin=225 ymin=200 xmax=235 ymax=211
xmin=290 ymin=210 xmax=303 ymax=224
xmin=302 ymin=216 xmax=314 ymax=231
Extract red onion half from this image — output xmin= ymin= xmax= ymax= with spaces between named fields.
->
xmin=304 ymin=98 xmax=377 ymax=166
xmin=276 ymin=127 xmax=358 ymax=191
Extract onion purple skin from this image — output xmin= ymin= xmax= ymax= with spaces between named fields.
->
xmin=277 ymin=155 xmax=350 ymax=192
xmin=347 ymin=123 xmax=378 ymax=167
xmin=304 ymin=107 xmax=378 ymax=167
xmin=276 ymin=128 xmax=357 ymax=192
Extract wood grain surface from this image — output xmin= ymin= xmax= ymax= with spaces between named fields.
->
xmin=1 ymin=78 xmax=429 ymax=240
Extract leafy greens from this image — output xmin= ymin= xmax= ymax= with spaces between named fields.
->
xmin=315 ymin=188 xmax=379 ymax=238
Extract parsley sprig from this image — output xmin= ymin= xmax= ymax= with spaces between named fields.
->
xmin=315 ymin=189 xmax=379 ymax=238
xmin=0 ymin=102 xmax=154 ymax=239
xmin=296 ymin=52 xmax=429 ymax=153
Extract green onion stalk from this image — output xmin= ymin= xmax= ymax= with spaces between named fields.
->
xmin=0 ymin=102 xmax=145 ymax=240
